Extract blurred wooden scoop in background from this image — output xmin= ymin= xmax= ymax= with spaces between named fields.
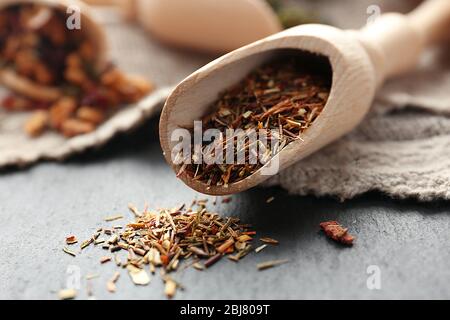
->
xmin=84 ymin=0 xmax=283 ymax=53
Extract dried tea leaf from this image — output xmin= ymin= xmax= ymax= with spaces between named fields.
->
xmin=63 ymin=247 xmax=76 ymax=257
xmin=128 ymin=203 xmax=142 ymax=217
xmin=266 ymin=197 xmax=275 ymax=204
xmin=146 ymin=248 xmax=162 ymax=266
xmin=164 ymin=278 xmax=177 ymax=299
xmin=237 ymin=235 xmax=253 ymax=242
xmin=260 ymin=237 xmax=279 ymax=245
xmin=255 ymin=244 xmax=267 ymax=253
xmin=228 ymin=245 xmax=253 ymax=262
xmin=193 ymin=263 xmax=205 ymax=271
xmin=100 ymin=256 xmax=112 ymax=264
xmin=58 ymin=288 xmax=77 ymax=300
xmin=104 ymin=215 xmax=123 ymax=222
xmin=188 ymin=246 xmax=209 ymax=257
xmin=235 ymin=241 xmax=246 ymax=250
xmin=80 ymin=238 xmax=93 ymax=250
xmin=86 ymin=273 xmax=99 ymax=280
xmin=107 ymin=234 xmax=119 ymax=244
xmin=128 ymin=266 xmax=151 ymax=285
xmin=217 ymin=237 xmax=235 ymax=253
xmin=106 ymin=271 xmax=120 ymax=293
xmin=111 ymin=271 xmax=120 ymax=283
xmin=204 ymin=254 xmax=222 ymax=268
xmin=114 ymin=254 xmax=122 ymax=266
xmin=106 ymin=281 xmax=116 ymax=293
xmin=221 ymin=197 xmax=232 ymax=204
xmin=94 ymin=238 xmax=105 ymax=245
xmin=257 ymin=259 xmax=289 ymax=271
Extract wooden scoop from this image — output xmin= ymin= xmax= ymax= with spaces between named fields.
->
xmin=0 ymin=0 xmax=108 ymax=102
xmin=160 ymin=0 xmax=450 ymax=195
xmin=131 ymin=0 xmax=282 ymax=53
xmin=84 ymin=0 xmax=283 ymax=53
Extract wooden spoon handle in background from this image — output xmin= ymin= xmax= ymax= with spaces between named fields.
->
xmin=358 ymin=0 xmax=450 ymax=83
xmin=82 ymin=0 xmax=282 ymax=53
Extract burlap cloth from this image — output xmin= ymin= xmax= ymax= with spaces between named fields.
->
xmin=1 ymin=1 xmax=449 ymax=201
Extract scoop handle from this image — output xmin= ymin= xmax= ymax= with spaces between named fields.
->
xmin=409 ymin=0 xmax=450 ymax=45
xmin=359 ymin=0 xmax=450 ymax=82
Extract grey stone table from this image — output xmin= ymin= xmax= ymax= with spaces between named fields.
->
xmin=0 ymin=118 xmax=449 ymax=300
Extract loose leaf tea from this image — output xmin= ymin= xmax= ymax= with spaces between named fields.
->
xmin=260 ymin=237 xmax=279 ymax=245
xmin=266 ymin=196 xmax=275 ymax=204
xmin=0 ymin=4 xmax=153 ymax=138
xmin=62 ymin=200 xmax=286 ymax=299
xmin=100 ymin=256 xmax=112 ymax=264
xmin=164 ymin=277 xmax=177 ymax=299
xmin=320 ymin=221 xmax=354 ymax=245
xmin=255 ymin=244 xmax=267 ymax=253
xmin=104 ymin=215 xmax=123 ymax=222
xmin=62 ymin=247 xmax=76 ymax=257
xmin=257 ymin=259 xmax=289 ymax=271
xmin=58 ymin=288 xmax=77 ymax=300
xmin=128 ymin=265 xmax=151 ymax=286
xmin=106 ymin=272 xmax=120 ymax=293
xmin=177 ymin=55 xmax=330 ymax=187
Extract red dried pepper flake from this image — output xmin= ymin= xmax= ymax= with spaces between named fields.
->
xmin=160 ymin=254 xmax=170 ymax=266
xmin=81 ymin=88 xmax=110 ymax=110
xmin=210 ymin=226 xmax=219 ymax=235
xmin=1 ymin=96 xmax=16 ymax=110
xmin=221 ymin=197 xmax=232 ymax=204
xmin=32 ymin=100 xmax=53 ymax=110
xmin=1 ymin=95 xmax=50 ymax=111
xmin=65 ymin=235 xmax=78 ymax=244
xmin=224 ymin=246 xmax=234 ymax=254
xmin=320 ymin=221 xmax=354 ymax=246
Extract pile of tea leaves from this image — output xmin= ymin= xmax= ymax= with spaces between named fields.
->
xmin=61 ymin=199 xmax=284 ymax=299
xmin=176 ymin=56 xmax=331 ymax=187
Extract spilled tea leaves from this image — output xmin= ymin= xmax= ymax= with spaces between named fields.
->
xmin=61 ymin=200 xmax=290 ymax=298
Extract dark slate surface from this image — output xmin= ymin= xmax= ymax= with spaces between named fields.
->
xmin=0 ymin=118 xmax=449 ymax=300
